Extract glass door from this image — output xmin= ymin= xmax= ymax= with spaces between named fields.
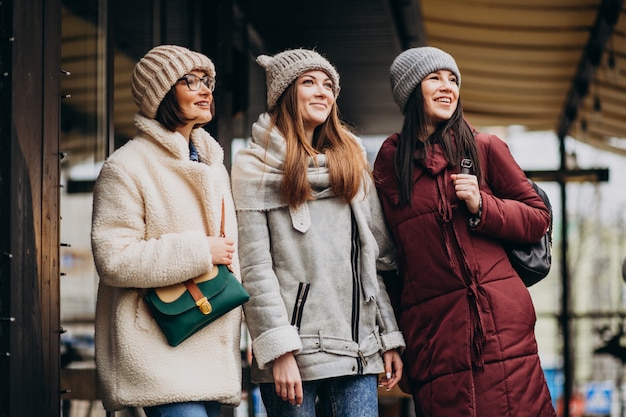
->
xmin=59 ymin=1 xmax=108 ymax=415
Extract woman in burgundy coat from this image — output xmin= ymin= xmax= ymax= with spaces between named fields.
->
xmin=373 ymin=46 xmax=556 ymax=417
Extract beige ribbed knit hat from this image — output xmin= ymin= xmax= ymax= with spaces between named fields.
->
xmin=131 ymin=45 xmax=216 ymax=118
xmin=256 ymin=49 xmax=340 ymax=111
xmin=390 ymin=46 xmax=461 ymax=114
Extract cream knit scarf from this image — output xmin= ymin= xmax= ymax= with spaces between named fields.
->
xmin=231 ymin=112 xmax=337 ymax=212
xmin=231 ymin=113 xmax=382 ymax=301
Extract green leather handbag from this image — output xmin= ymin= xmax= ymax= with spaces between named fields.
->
xmin=144 ymin=264 xmax=249 ymax=347
xmin=144 ymin=197 xmax=249 ymax=347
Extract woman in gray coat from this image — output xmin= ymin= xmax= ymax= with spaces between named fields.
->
xmin=231 ymin=49 xmax=405 ymax=417
xmin=91 ymin=45 xmax=242 ymax=417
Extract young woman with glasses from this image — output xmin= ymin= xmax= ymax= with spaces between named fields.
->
xmin=91 ymin=45 xmax=242 ymax=417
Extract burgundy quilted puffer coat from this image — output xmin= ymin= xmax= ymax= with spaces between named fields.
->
xmin=373 ymin=132 xmax=556 ymax=417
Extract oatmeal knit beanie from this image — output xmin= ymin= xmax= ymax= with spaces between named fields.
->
xmin=256 ymin=48 xmax=340 ymax=111
xmin=131 ymin=45 xmax=216 ymax=119
xmin=390 ymin=46 xmax=461 ymax=114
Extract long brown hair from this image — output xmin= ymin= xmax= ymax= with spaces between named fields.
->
xmin=270 ymin=80 xmax=369 ymax=208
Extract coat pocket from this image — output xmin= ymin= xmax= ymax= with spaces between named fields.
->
xmin=290 ymin=282 xmax=311 ymax=331
xmin=133 ymin=290 xmax=156 ymax=332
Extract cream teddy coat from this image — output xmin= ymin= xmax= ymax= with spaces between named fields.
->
xmin=91 ymin=115 xmax=242 ymax=411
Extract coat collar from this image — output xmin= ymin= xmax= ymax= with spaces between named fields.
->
xmin=419 ymin=142 xmax=449 ymax=176
xmin=133 ymin=114 xmax=224 ymax=166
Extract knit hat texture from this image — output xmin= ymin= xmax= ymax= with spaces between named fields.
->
xmin=256 ymin=49 xmax=340 ymax=110
xmin=390 ymin=46 xmax=461 ymax=113
xmin=131 ymin=45 xmax=216 ymax=118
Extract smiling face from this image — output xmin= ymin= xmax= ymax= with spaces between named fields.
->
xmin=174 ymin=69 xmax=214 ymax=138
xmin=296 ymin=70 xmax=336 ymax=141
xmin=420 ymin=69 xmax=459 ymax=133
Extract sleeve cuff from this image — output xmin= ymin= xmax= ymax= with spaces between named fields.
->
xmin=380 ymin=331 xmax=406 ymax=353
xmin=251 ymin=325 xmax=303 ymax=370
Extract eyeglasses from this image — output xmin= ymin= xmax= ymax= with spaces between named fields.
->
xmin=177 ymin=74 xmax=215 ymax=92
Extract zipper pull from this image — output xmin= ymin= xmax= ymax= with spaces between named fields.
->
xmin=461 ymin=158 xmax=473 ymax=174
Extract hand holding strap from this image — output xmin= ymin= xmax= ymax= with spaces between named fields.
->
xmin=181 ymin=195 xmax=229 ymax=314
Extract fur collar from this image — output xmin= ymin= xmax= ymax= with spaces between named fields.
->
xmin=134 ymin=114 xmax=224 ymax=167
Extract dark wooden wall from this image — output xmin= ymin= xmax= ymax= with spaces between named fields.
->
xmin=0 ymin=0 xmax=12 ymax=414
xmin=2 ymin=0 xmax=62 ymax=416
xmin=0 ymin=1 xmax=241 ymax=415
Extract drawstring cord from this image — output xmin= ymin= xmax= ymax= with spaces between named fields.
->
xmin=437 ymin=177 xmax=457 ymax=273
xmin=439 ymin=172 xmax=486 ymax=370
xmin=467 ymin=284 xmax=486 ymax=370
xmin=436 ymin=176 xmax=453 ymax=223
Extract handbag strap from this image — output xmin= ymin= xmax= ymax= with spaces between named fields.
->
xmin=220 ymin=197 xmax=226 ymax=238
xmin=180 ymin=196 xmax=228 ymax=315
xmin=220 ymin=197 xmax=235 ymax=272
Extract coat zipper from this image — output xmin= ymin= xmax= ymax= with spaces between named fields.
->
xmin=291 ymin=282 xmax=310 ymax=331
xmin=350 ymin=211 xmax=364 ymax=373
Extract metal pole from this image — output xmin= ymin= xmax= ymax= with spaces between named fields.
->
xmin=560 ymin=176 xmax=572 ymax=417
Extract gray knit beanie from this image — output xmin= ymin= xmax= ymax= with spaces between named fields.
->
xmin=256 ymin=49 xmax=340 ymax=111
xmin=131 ymin=45 xmax=216 ymax=119
xmin=390 ymin=46 xmax=461 ymax=114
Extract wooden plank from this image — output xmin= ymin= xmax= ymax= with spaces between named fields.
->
xmin=42 ymin=0 xmax=62 ymax=416
xmin=11 ymin=0 xmax=44 ymax=416
xmin=0 ymin=0 xmax=13 ymax=416
xmin=10 ymin=0 xmax=61 ymax=416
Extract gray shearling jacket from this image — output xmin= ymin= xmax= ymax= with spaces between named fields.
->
xmin=232 ymin=113 xmax=405 ymax=383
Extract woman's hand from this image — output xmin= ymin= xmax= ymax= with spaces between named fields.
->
xmin=272 ymin=352 xmax=303 ymax=406
xmin=451 ymin=173 xmax=481 ymax=214
xmin=207 ymin=236 xmax=235 ymax=265
xmin=379 ymin=349 xmax=403 ymax=391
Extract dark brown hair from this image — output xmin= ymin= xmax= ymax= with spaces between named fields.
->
xmin=155 ymin=85 xmax=214 ymax=132
xmin=395 ymin=86 xmax=482 ymax=206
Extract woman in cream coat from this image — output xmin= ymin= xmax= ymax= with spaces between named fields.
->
xmin=91 ymin=45 xmax=242 ymax=417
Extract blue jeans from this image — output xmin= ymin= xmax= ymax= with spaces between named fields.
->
xmin=260 ymin=374 xmax=378 ymax=417
xmin=143 ymin=401 xmax=221 ymax=417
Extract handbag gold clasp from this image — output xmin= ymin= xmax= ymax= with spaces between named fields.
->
xmin=196 ymin=297 xmax=212 ymax=315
